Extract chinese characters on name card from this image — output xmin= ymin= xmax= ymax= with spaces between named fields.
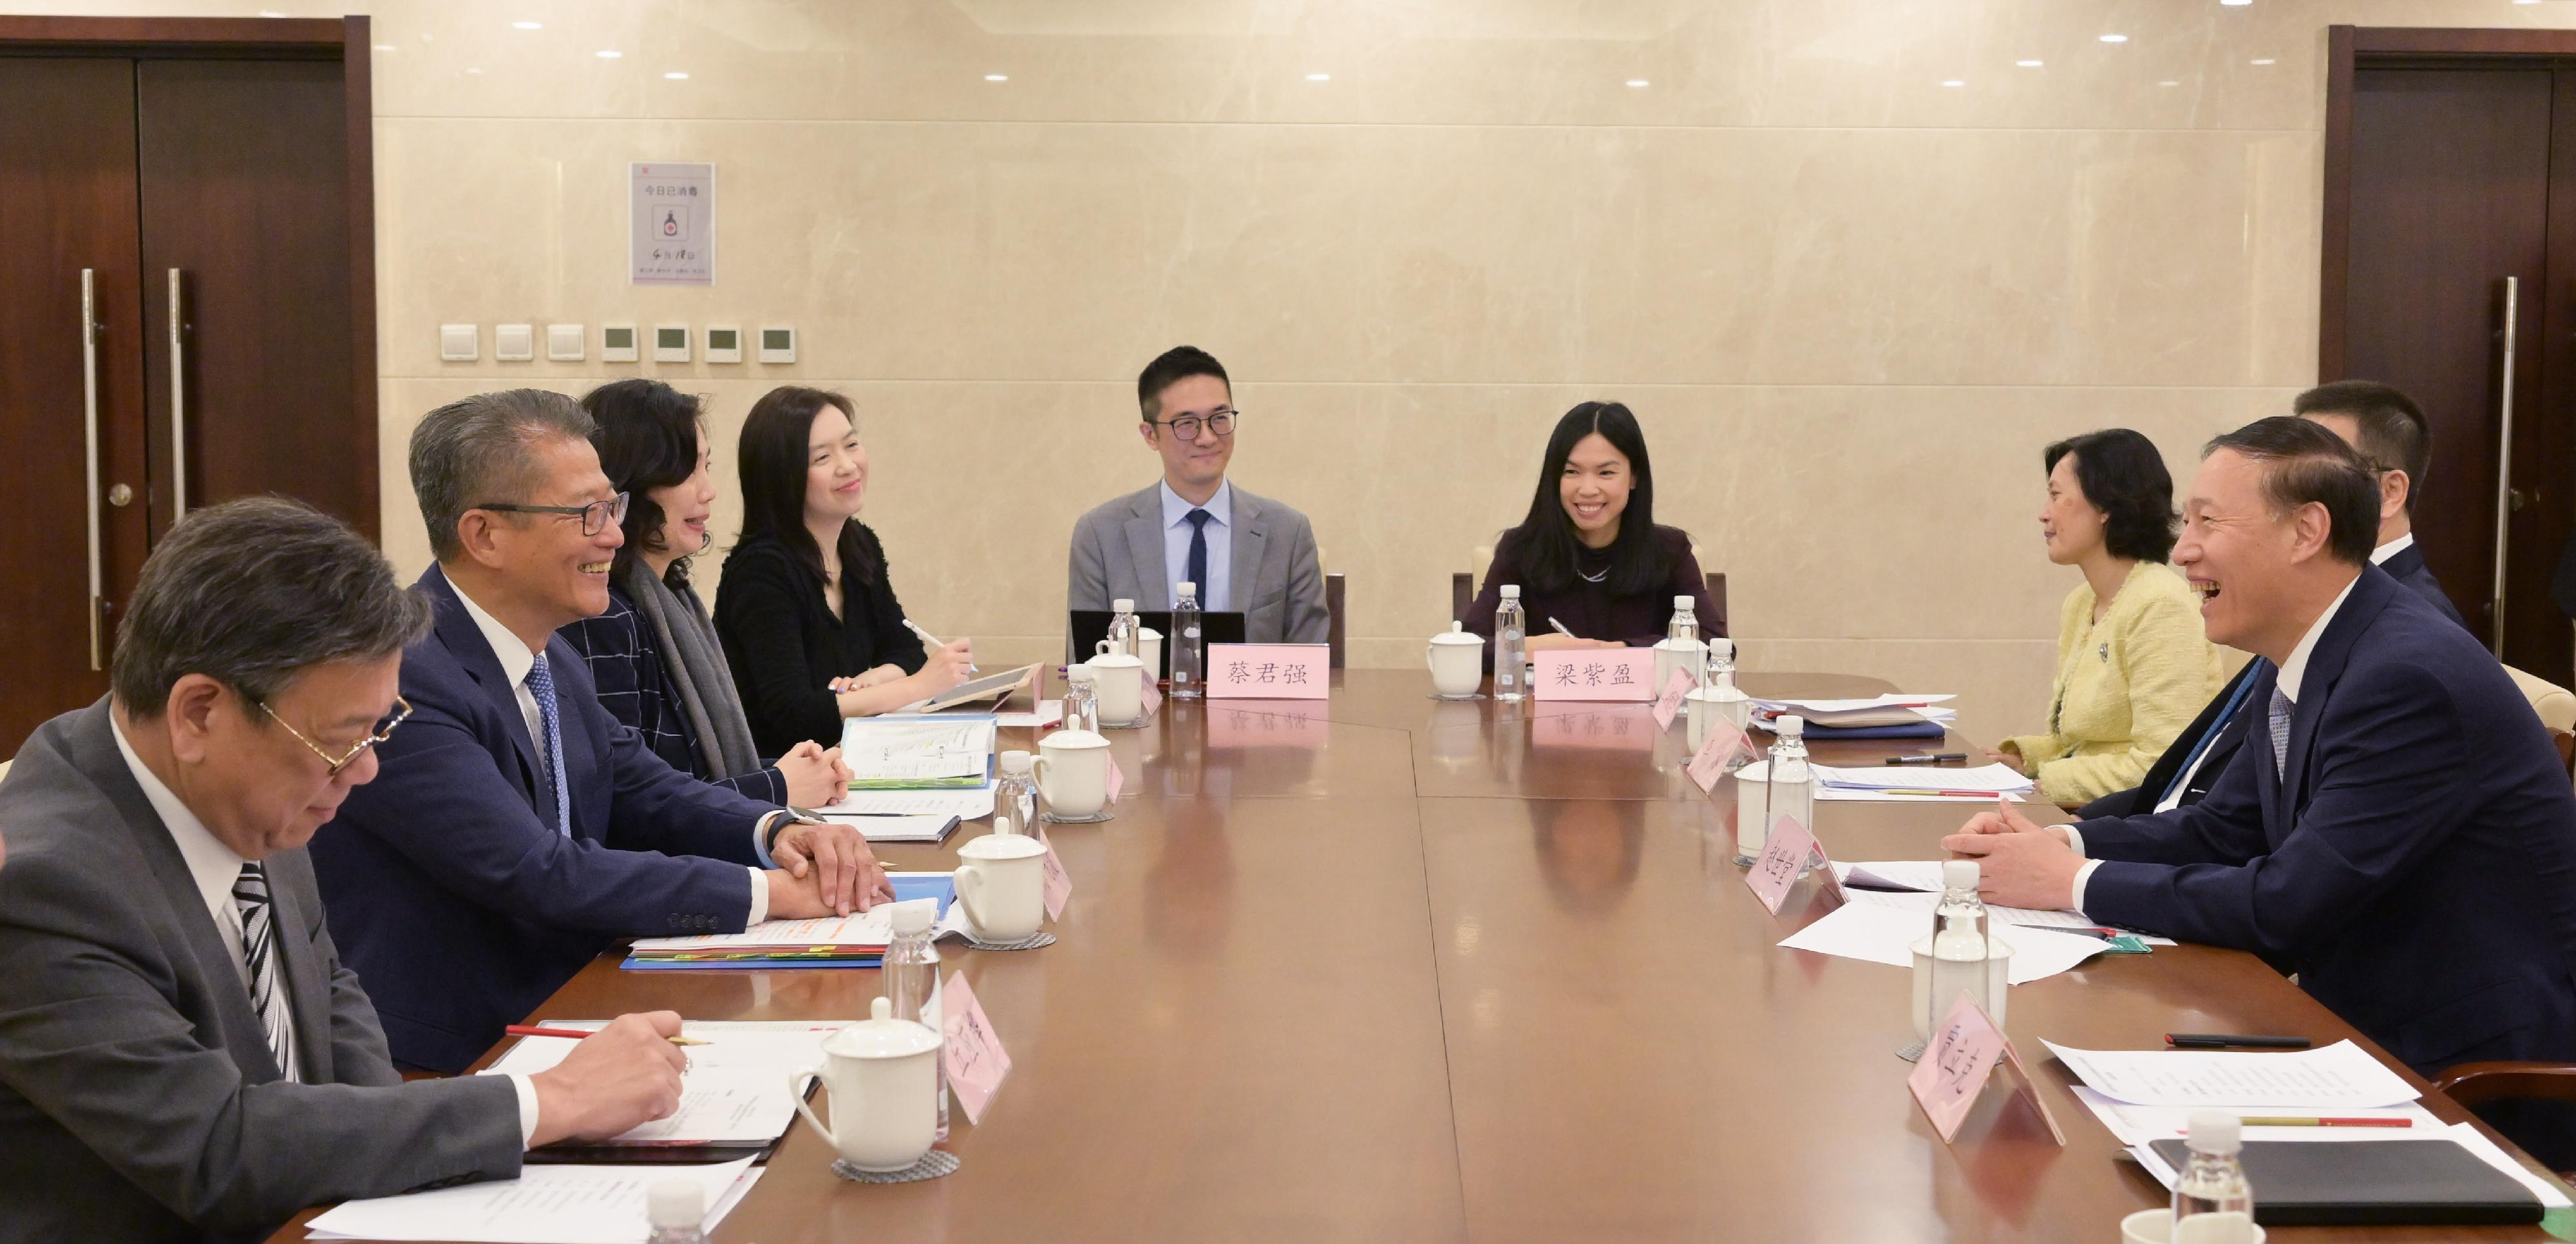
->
xmin=1204 ymin=644 xmax=1331 ymax=700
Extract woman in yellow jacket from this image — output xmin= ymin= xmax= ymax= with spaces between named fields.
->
xmin=1994 ymin=429 xmax=2220 ymax=806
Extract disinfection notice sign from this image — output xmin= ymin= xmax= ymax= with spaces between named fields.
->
xmin=630 ymin=162 xmax=714 ymax=286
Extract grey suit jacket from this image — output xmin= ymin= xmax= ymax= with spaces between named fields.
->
xmin=1066 ymin=482 xmax=1330 ymax=645
xmin=0 ymin=700 xmax=523 ymax=1243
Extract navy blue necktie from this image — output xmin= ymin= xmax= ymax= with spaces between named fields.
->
xmin=524 ymin=654 xmax=573 ymax=838
xmin=1184 ymin=509 xmax=1212 ymax=599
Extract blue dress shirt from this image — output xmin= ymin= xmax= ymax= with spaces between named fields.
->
xmin=1160 ymin=478 xmax=1233 ymax=612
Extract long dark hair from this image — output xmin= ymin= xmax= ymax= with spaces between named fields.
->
xmin=1505 ymin=401 xmax=1671 ymax=595
xmin=582 ymin=379 xmax=706 ymax=587
xmin=736 ymin=386 xmax=876 ymax=585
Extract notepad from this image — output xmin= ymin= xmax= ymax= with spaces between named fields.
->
xmin=839 ymin=716 xmax=996 ymax=787
xmin=822 ymin=782 xmax=996 ymax=820
xmin=2137 ymin=1137 xmax=2546 ymax=1225
xmin=811 ymin=813 xmax=958 ymax=843
xmin=482 ymin=1022 xmax=848 ymax=1148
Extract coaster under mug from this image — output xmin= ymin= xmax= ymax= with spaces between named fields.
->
xmin=1043 ymin=808 xmax=1114 ymax=824
xmin=1426 ymin=692 xmax=1484 ymax=701
xmin=831 ymin=1150 xmax=960 ymax=1184
xmin=964 ymin=931 xmax=1056 ymax=952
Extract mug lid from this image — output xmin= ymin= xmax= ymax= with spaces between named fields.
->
xmin=824 ymin=996 xmax=943 ymax=1059
xmin=960 ymin=832 xmax=1048 ymax=860
xmin=1430 ymin=628 xmax=1484 ymax=645
xmin=1088 ymin=650 xmax=1144 ymax=666
xmin=1043 ymin=728 xmax=1110 ymax=748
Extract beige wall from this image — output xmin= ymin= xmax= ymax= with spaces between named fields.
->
xmin=30 ymin=0 xmax=2575 ymax=733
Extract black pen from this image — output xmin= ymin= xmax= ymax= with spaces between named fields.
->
xmin=2164 ymin=1033 xmax=2313 ymax=1050
xmin=1884 ymin=752 xmax=1967 ymax=766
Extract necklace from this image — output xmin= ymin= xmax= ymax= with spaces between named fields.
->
xmin=1576 ymin=563 xmax=1609 ymax=584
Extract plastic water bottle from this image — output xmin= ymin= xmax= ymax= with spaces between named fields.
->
xmin=1106 ymin=596 xmax=1141 ymax=659
xmin=2173 ymin=1111 xmax=2257 ymax=1243
xmin=1170 ymin=581 xmax=1205 ymax=700
xmin=1656 ymin=594 xmax=1707 ymax=693
xmin=1912 ymin=858 xmax=2007 ymax=1037
xmin=994 ymin=750 xmax=1038 ymax=836
xmin=1738 ymin=714 xmax=1815 ymax=866
xmin=644 ymin=1178 xmax=705 ymax=1243
xmin=1063 ymin=666 xmax=1100 ymax=733
xmin=883 ymin=901 xmax=949 ymax=1140
xmin=1703 ymin=637 xmax=1752 ymax=757
xmin=1493 ymin=585 xmax=1529 ymax=701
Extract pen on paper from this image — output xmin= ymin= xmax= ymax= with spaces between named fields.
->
xmin=505 ymin=1024 xmax=708 ymax=1046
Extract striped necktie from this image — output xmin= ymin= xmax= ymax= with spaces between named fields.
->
xmin=233 ymin=863 xmax=299 ymax=1082
xmin=2268 ymin=687 xmax=2293 ymax=777
xmin=524 ymin=653 xmax=573 ymax=837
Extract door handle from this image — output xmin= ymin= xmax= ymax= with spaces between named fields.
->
xmin=2491 ymin=275 xmax=2518 ymax=658
xmin=168 ymin=268 xmax=187 ymax=522
xmin=81 ymin=268 xmax=106 ymax=672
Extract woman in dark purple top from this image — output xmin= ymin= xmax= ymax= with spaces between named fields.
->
xmin=1463 ymin=401 xmax=1722 ymax=669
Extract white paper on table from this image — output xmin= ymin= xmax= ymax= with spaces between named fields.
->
xmin=2125 ymin=1121 xmax=2570 ymax=1209
xmin=825 ymin=784 xmax=996 ymax=820
xmin=1774 ymin=901 xmax=2108 ymax=984
xmin=307 ymin=1156 xmax=755 ymax=1243
xmin=2071 ymin=1087 xmax=2444 ymax=1145
xmin=1813 ymin=764 xmax=2033 ymax=794
xmin=813 ymin=812 xmax=956 ymax=842
xmin=994 ymin=701 xmax=1065 ymax=730
xmin=1817 ymin=787 xmax=2032 ymax=803
xmin=2043 ymin=1038 xmax=2419 ymax=1109
xmin=1754 ymin=694 xmax=1958 ymax=713
xmin=629 ymin=873 xmax=949 ymax=952
xmin=481 ymin=1022 xmax=849 ymax=1144
xmin=1831 ymin=864 xmax=2177 ymax=943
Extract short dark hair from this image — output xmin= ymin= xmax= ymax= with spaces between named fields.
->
xmin=1504 ymin=401 xmax=1674 ymax=596
xmin=410 ymin=389 xmax=597 ymax=561
xmin=2294 ymin=379 xmax=2432 ymax=513
xmin=2203 ymin=416 xmax=2380 ymax=567
xmin=1136 ymin=346 xmax=1230 ymax=422
xmin=736 ymin=385 xmax=876 ymax=585
xmin=582 ymin=379 xmax=706 ymax=586
xmin=113 ymin=496 xmax=431 ymax=716
xmin=2043 ymin=429 xmax=2179 ymax=563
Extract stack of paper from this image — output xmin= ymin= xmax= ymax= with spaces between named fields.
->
xmin=822 ymin=782 xmax=996 ymax=820
xmin=838 ymin=716 xmax=997 ymax=789
xmin=1753 ymin=694 xmax=1958 ymax=731
xmin=308 ymin=1156 xmax=761 ymax=1243
xmin=623 ymin=874 xmax=955 ymax=969
xmin=1811 ymin=764 xmax=2034 ymax=803
xmin=482 ymin=1021 xmax=849 ymax=1147
xmin=1776 ymin=901 xmax=2112 ymax=984
xmin=810 ymin=813 xmax=959 ymax=843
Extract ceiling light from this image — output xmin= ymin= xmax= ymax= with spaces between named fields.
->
xmin=984 ymin=73 xmax=1008 ymax=82
xmin=1625 ymin=79 xmax=1649 ymax=88
xmin=258 ymin=10 xmax=283 ymax=15
xmin=374 ymin=44 xmax=395 ymax=52
xmin=2221 ymin=0 xmax=2252 ymax=6
xmin=2158 ymin=79 xmax=2180 ymax=86
xmin=1941 ymin=79 xmax=1966 ymax=88
xmin=2251 ymin=57 xmax=2276 ymax=65
xmin=512 ymin=20 xmax=542 ymax=30
xmin=2016 ymin=59 xmax=2044 ymax=68
xmin=664 ymin=71 xmax=689 ymax=79
xmin=466 ymin=67 xmax=482 ymax=74
xmin=1306 ymin=72 xmax=1331 ymax=81
xmin=596 ymin=49 xmax=621 ymax=58
xmin=2101 ymin=33 xmax=2130 ymax=42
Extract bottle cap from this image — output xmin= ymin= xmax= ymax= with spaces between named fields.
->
xmin=647 ymin=1178 xmax=705 ymax=1230
xmin=1776 ymin=713 xmax=1804 ymax=737
xmin=1177 ymin=581 xmax=1195 ymax=596
xmin=1707 ymin=637 xmax=1734 ymax=659
xmin=1675 ymin=594 xmax=1694 ymax=609
xmin=999 ymin=749 xmax=1032 ymax=775
xmin=889 ymin=898 xmax=934 ymax=935
xmin=1500 ymin=584 xmax=1520 ymax=599
xmin=1942 ymin=858 xmax=1979 ymax=892
xmin=2186 ymin=1109 xmax=2242 ymax=1154
xmin=1068 ymin=666 xmax=1095 ymax=683
xmin=1112 ymin=597 xmax=1134 ymax=612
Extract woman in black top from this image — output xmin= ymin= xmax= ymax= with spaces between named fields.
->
xmin=1462 ymin=401 xmax=1722 ymax=669
xmin=715 ymin=386 xmax=974 ymax=753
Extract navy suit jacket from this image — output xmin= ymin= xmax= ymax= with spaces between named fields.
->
xmin=310 ymin=567 xmax=783 ymax=1071
xmin=2075 ymin=565 xmax=2576 ymax=1073
xmin=2379 ymin=540 xmax=2470 ymax=631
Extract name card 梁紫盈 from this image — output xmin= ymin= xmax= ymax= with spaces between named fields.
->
xmin=1533 ymin=648 xmax=1656 ymax=701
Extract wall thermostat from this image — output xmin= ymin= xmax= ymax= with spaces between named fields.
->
xmin=653 ymin=325 xmax=690 ymax=363
xmin=493 ymin=323 xmax=535 ymax=362
xmin=758 ymin=326 xmax=796 ymax=364
xmin=705 ymin=325 xmax=743 ymax=364
xmin=547 ymin=323 xmax=585 ymax=361
xmin=601 ymin=325 xmax=639 ymax=363
xmin=439 ymin=323 xmax=478 ymax=362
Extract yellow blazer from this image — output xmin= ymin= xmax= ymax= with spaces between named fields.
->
xmin=2000 ymin=560 xmax=2220 ymax=805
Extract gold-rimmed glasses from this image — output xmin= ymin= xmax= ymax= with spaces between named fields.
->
xmin=261 ymin=695 xmax=413 ymax=776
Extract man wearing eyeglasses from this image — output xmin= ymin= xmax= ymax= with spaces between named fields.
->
xmin=0 ymin=498 xmax=697 ymax=1242
xmin=310 ymin=389 xmax=889 ymax=1074
xmin=1067 ymin=345 xmax=1330 ymax=645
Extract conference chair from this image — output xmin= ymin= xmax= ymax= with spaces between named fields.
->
xmin=1449 ymin=532 xmax=1728 ymax=635
xmin=2507 ymin=666 xmax=2576 ymax=734
xmin=2434 ymin=1062 xmax=2576 ymax=1179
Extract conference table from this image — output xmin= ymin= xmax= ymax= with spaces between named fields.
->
xmin=274 ymin=669 xmax=2576 ymax=1243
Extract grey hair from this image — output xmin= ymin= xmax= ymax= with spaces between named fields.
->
xmin=112 ymin=496 xmax=433 ymax=717
xmin=410 ymin=388 xmax=598 ymax=561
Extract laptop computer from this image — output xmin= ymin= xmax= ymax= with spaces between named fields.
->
xmin=1068 ymin=610 xmax=1247 ymax=679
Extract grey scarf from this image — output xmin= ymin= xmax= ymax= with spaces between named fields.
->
xmin=618 ymin=558 xmax=764 ymax=780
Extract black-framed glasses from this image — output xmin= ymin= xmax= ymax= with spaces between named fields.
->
xmin=261 ymin=695 xmax=413 ymax=776
xmin=1150 ymin=408 xmax=1239 ymax=442
xmin=475 ymin=492 xmax=630 ymax=536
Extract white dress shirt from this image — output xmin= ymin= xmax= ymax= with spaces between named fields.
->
xmin=2066 ymin=572 xmax=2363 ymax=913
xmin=109 ymin=717 xmax=544 ymax=1145
xmin=448 ymin=581 xmax=775 ymax=924
xmin=1160 ymin=478 xmax=1233 ymax=612
xmin=2372 ymin=532 xmax=2414 ymax=565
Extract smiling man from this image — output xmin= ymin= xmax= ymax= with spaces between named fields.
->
xmin=1946 ymin=417 xmax=2576 ymax=1080
xmin=1066 ymin=346 xmax=1329 ymax=644
xmin=310 ymin=390 xmax=890 ymax=1073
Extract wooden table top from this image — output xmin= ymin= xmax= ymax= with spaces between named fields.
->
xmin=272 ymin=669 xmax=2576 ymax=1243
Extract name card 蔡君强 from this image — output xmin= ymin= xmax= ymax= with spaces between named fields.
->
xmin=1533 ymin=648 xmax=1656 ymax=701
xmin=1206 ymin=644 xmax=1330 ymax=700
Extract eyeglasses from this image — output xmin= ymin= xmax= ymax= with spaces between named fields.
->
xmin=1150 ymin=408 xmax=1239 ymax=442
xmin=475 ymin=492 xmax=630 ymax=537
xmin=261 ymin=696 xmax=413 ymax=776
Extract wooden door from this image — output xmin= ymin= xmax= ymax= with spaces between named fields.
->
xmin=137 ymin=57 xmax=372 ymax=537
xmin=2338 ymin=66 xmax=2561 ymax=676
xmin=0 ymin=57 xmax=152 ymax=755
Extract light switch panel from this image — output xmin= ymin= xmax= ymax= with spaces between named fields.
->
xmin=601 ymin=325 xmax=638 ymax=363
xmin=653 ymin=325 xmax=690 ymax=363
xmin=493 ymin=323 xmax=535 ymax=361
xmin=547 ymin=323 xmax=585 ymax=361
xmin=758 ymin=326 xmax=796 ymax=364
xmin=439 ymin=323 xmax=478 ymax=362
xmin=705 ymin=325 xmax=742 ymax=363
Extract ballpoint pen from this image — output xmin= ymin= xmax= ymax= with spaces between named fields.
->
xmin=1548 ymin=616 xmax=1576 ymax=638
xmin=505 ymin=1024 xmax=708 ymax=1046
xmin=903 ymin=617 xmax=978 ymax=675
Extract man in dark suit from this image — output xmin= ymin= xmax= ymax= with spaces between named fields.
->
xmin=312 ymin=390 xmax=892 ymax=1072
xmin=0 ymin=498 xmax=689 ymax=1243
xmin=2079 ymin=380 xmax=2468 ymax=819
xmin=1950 ymin=418 xmax=2576 ymax=1077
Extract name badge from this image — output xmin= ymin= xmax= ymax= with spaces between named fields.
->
xmin=942 ymin=972 xmax=1012 ymax=1126
xmin=1651 ymin=668 xmax=1694 ymax=731
xmin=1533 ymin=648 xmax=1656 ymax=701
xmin=1206 ymin=644 xmax=1330 ymax=700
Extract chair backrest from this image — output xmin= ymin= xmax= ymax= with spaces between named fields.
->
xmin=2507 ymin=664 xmax=2576 ymax=733
xmin=1324 ymin=573 xmax=1345 ymax=669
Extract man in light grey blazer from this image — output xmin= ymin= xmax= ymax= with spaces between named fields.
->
xmin=1067 ymin=345 xmax=1330 ymax=644
xmin=0 ymin=498 xmax=689 ymax=1243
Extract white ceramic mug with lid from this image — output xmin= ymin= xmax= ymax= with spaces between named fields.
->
xmin=1087 ymin=640 xmax=1146 ymax=725
xmin=1036 ymin=728 xmax=1111 ymax=818
xmin=788 ymin=996 xmax=943 ymax=1172
xmin=1427 ymin=621 xmax=1485 ymax=698
xmin=1135 ymin=627 xmax=1164 ymax=684
xmin=954 ymin=832 xmax=1049 ymax=942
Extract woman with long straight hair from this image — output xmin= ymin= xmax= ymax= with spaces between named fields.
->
xmin=715 ymin=386 xmax=972 ymax=753
xmin=1462 ymin=401 xmax=1721 ymax=666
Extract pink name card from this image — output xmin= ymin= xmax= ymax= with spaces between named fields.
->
xmin=1533 ymin=648 xmax=1656 ymax=701
xmin=1906 ymin=994 xmax=2063 ymax=1145
xmin=1651 ymin=668 xmax=1694 ymax=731
xmin=1685 ymin=715 xmax=1751 ymax=791
xmin=1037 ymin=828 xmax=1071 ymax=921
xmin=1208 ymin=702 xmax=1330 ymax=749
xmin=942 ymin=971 xmax=1012 ymax=1126
xmin=1139 ymin=674 xmax=1162 ymax=718
xmin=1106 ymin=753 xmax=1126 ymax=803
xmin=1742 ymin=814 xmax=1819 ymax=915
xmin=1206 ymin=644 xmax=1331 ymax=700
